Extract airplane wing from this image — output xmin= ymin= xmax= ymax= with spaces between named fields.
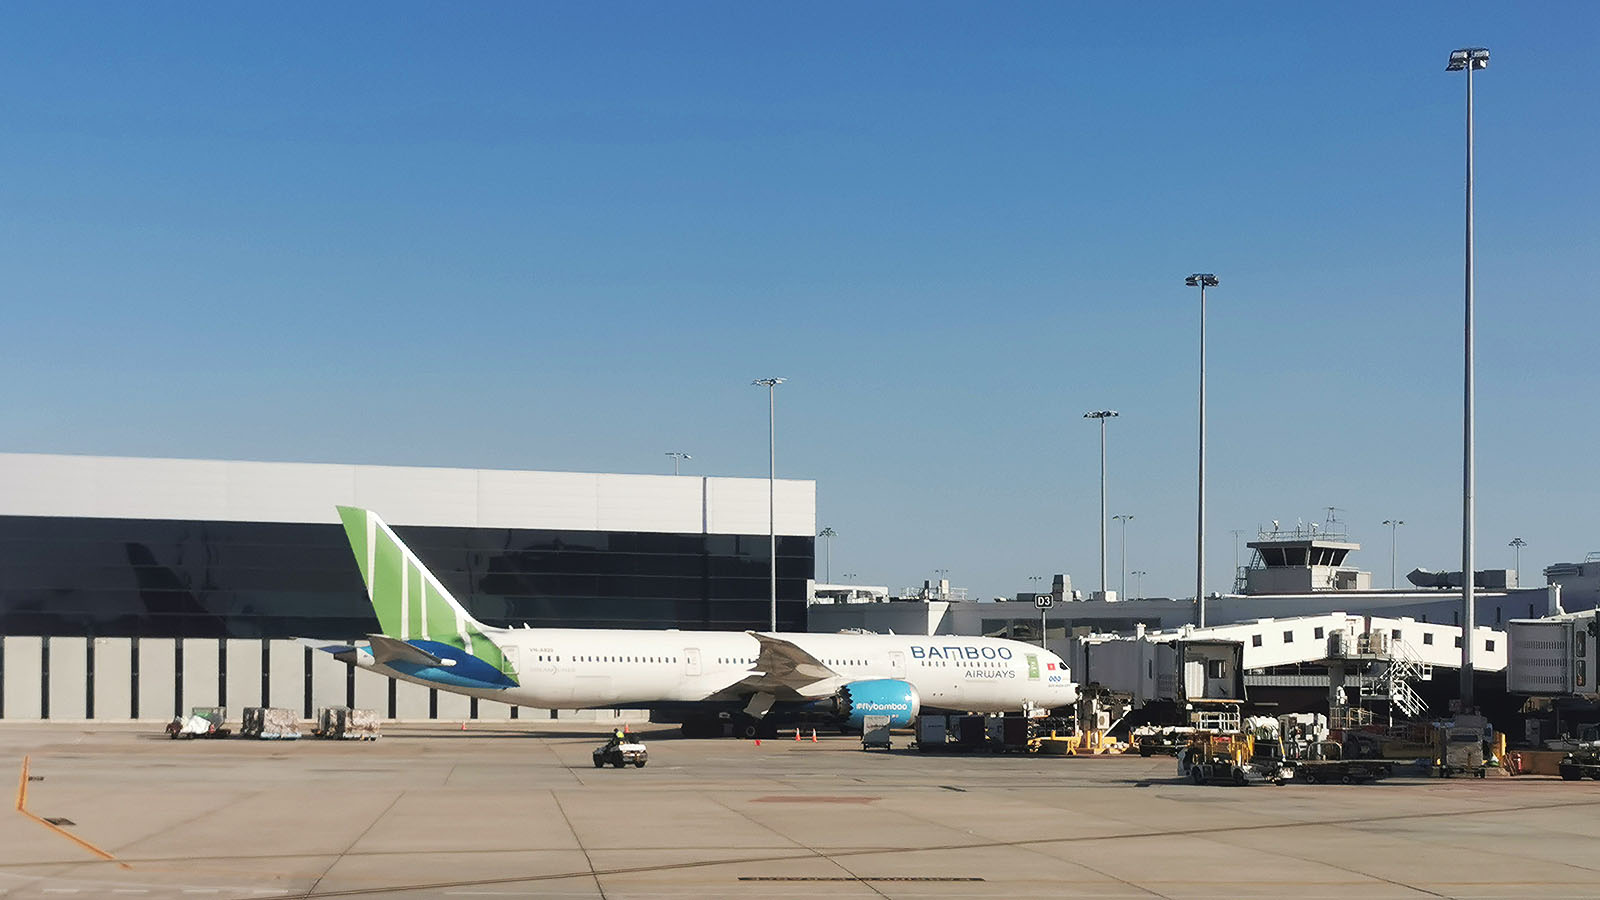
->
xmin=720 ymin=632 xmax=846 ymax=701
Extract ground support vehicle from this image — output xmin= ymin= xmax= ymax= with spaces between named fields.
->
xmin=1180 ymin=732 xmax=1293 ymax=786
xmin=1432 ymin=717 xmax=1488 ymax=778
xmin=166 ymin=706 xmax=230 ymax=739
xmin=1557 ymin=742 xmax=1600 ymax=781
xmin=1296 ymin=759 xmax=1393 ymax=784
xmin=1027 ymin=717 xmax=1120 ymax=756
xmin=593 ymin=741 xmax=648 ymax=768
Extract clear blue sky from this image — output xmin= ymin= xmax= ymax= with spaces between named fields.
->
xmin=2 ymin=4 xmax=1596 ymax=602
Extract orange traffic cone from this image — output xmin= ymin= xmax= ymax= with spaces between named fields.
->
xmin=460 ymin=721 xmax=466 ymax=731
xmin=794 ymin=729 xmax=801 ymax=742
xmin=811 ymin=728 xmax=818 ymax=743
xmin=754 ymin=738 xmax=761 ymax=746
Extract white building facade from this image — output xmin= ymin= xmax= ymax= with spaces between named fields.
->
xmin=0 ymin=453 xmax=816 ymax=721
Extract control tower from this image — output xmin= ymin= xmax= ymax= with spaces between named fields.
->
xmin=1241 ymin=521 xmax=1372 ymax=595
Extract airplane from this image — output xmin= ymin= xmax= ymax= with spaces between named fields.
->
xmin=314 ymin=506 xmax=1078 ymax=737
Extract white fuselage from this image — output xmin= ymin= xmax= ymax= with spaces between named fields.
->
xmin=360 ymin=628 xmax=1078 ymax=714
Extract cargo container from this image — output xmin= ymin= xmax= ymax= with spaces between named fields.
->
xmin=241 ymin=707 xmax=301 ymax=740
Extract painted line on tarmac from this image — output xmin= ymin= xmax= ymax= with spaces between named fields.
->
xmin=15 ymin=756 xmax=131 ymax=870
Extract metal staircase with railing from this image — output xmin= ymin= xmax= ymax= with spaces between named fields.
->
xmin=1354 ymin=637 xmax=1431 ymax=720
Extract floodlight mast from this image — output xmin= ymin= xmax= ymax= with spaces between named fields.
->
xmin=1447 ymin=46 xmax=1488 ymax=710
xmin=1084 ymin=410 xmax=1119 ymax=597
xmin=1184 ymin=273 xmax=1218 ymax=626
xmin=665 ymin=451 xmax=692 ymax=475
xmin=818 ymin=527 xmax=837 ymax=583
xmin=752 ymin=377 xmax=786 ymax=630
xmin=1113 ymin=514 xmax=1134 ymax=599
xmin=1382 ymin=519 xmax=1405 ymax=589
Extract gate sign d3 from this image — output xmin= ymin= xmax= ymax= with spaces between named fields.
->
xmin=1034 ymin=594 xmax=1054 ymax=610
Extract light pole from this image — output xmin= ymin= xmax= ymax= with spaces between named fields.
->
xmin=818 ymin=527 xmax=837 ymax=582
xmin=1383 ymin=520 xmax=1405 ymax=589
xmin=665 ymin=451 xmax=692 ymax=475
xmin=1230 ymin=529 xmax=1247 ymax=594
xmin=1448 ymin=46 xmax=1488 ymax=709
xmin=1112 ymin=514 xmax=1133 ymax=600
xmin=1132 ymin=571 xmax=1148 ymax=599
xmin=1509 ymin=537 xmax=1526 ymax=578
xmin=752 ymin=377 xmax=786 ymax=631
xmin=1084 ymin=411 xmax=1119 ymax=598
xmin=1185 ymin=273 xmax=1218 ymax=626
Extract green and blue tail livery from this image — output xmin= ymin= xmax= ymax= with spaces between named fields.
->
xmin=336 ymin=506 xmax=518 ymax=687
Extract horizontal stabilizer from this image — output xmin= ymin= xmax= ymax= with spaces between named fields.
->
xmin=297 ymin=638 xmax=357 ymax=655
xmin=366 ymin=633 xmax=452 ymax=668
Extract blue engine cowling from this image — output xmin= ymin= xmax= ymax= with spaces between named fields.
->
xmin=836 ymin=679 xmax=920 ymax=730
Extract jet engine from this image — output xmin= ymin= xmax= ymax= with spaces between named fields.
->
xmin=832 ymin=679 xmax=921 ymax=729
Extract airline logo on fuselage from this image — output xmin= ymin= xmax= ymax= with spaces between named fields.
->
xmin=909 ymin=644 xmax=1014 ymax=661
xmin=854 ymin=700 xmax=910 ymax=711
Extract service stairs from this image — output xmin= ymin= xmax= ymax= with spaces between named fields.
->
xmin=1357 ymin=642 xmax=1431 ymax=720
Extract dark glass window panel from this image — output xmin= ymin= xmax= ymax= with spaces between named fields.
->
xmin=0 ymin=516 xmax=812 ymax=639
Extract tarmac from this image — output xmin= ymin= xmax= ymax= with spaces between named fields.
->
xmin=1 ymin=721 xmax=1598 ymax=899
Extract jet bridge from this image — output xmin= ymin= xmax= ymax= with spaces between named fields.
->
xmin=1074 ymin=613 xmax=1507 ymax=712
xmin=1506 ymin=610 xmax=1599 ymax=697
xmin=1073 ymin=634 xmax=1243 ymax=707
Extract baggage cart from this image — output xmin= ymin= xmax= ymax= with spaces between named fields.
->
xmin=1296 ymin=759 xmax=1393 ymax=784
xmin=165 ymin=706 xmax=231 ymax=739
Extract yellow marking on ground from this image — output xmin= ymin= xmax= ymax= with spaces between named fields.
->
xmin=16 ymin=756 xmax=130 ymax=868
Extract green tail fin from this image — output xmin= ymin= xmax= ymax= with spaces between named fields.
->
xmin=335 ymin=506 xmax=514 ymax=679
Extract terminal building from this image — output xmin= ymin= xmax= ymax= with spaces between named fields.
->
xmin=808 ymin=524 xmax=1577 ymax=724
xmin=810 ymin=524 xmax=1573 ymax=642
xmin=0 ymin=453 xmax=815 ymax=721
